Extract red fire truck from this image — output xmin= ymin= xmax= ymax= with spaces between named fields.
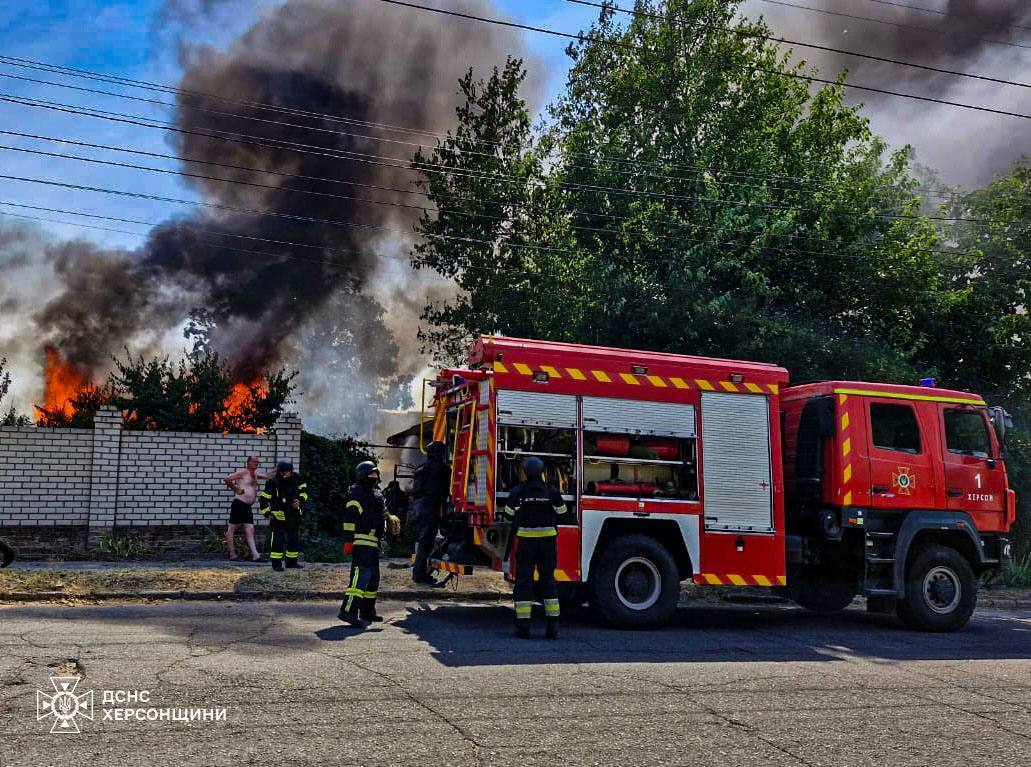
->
xmin=402 ymin=336 xmax=1014 ymax=632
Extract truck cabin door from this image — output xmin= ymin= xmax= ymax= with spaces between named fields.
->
xmin=865 ymin=399 xmax=937 ymax=510
xmin=940 ymin=406 xmax=1006 ymax=527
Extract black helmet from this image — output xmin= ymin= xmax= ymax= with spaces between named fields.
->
xmin=356 ymin=460 xmax=380 ymax=483
xmin=522 ymin=456 xmax=545 ymax=480
xmin=426 ymin=440 xmax=446 ymax=459
xmin=276 ymin=461 xmax=294 ymax=474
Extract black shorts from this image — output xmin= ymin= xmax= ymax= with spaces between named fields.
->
xmin=229 ymin=499 xmax=255 ymax=525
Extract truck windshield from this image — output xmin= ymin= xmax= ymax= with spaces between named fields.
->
xmin=944 ymin=410 xmax=992 ymax=458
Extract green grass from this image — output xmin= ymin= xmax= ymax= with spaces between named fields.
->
xmin=995 ymin=554 xmax=1031 ymax=588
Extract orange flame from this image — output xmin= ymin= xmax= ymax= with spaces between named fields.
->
xmin=39 ymin=345 xmax=91 ymax=418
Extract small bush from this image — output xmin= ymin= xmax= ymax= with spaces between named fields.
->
xmin=995 ymin=554 xmax=1031 ymax=588
xmin=94 ymin=534 xmax=153 ymax=561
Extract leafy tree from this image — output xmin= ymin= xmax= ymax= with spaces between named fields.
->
xmin=0 ymin=357 xmax=30 ymax=426
xmin=412 ymin=0 xmax=942 ymax=382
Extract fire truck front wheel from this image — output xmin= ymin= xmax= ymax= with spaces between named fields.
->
xmin=897 ymin=544 xmax=977 ymax=632
xmin=590 ymin=535 xmax=680 ymax=629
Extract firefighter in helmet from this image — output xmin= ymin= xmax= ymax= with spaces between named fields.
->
xmin=503 ymin=456 xmax=567 ymax=639
xmin=258 ymin=461 xmax=308 ymax=571
xmin=339 ymin=460 xmax=399 ymax=628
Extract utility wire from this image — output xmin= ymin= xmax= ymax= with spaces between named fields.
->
xmin=368 ymin=0 xmax=1031 ymax=119
xmin=0 ymin=91 xmax=1014 ymax=228
xmin=567 ymin=0 xmax=1031 ymax=90
xmin=860 ymin=0 xmax=1031 ymax=33
xmin=0 ymin=52 xmax=994 ymax=200
xmin=756 ymin=0 xmax=1031 ymax=52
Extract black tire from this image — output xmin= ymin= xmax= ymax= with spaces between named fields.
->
xmin=897 ymin=544 xmax=977 ymax=632
xmin=792 ymin=574 xmax=856 ymax=613
xmin=589 ymin=535 xmax=681 ymax=629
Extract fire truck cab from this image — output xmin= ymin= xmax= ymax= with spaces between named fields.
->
xmin=414 ymin=336 xmax=1014 ymax=632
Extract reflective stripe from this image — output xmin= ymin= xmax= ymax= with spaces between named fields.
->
xmin=259 ymin=492 xmax=272 ymax=499
xmin=298 ymin=483 xmax=308 ymax=489
xmin=544 ymin=598 xmax=560 ymax=617
xmin=833 ymin=387 xmax=984 ymax=406
xmin=514 ymin=601 xmax=533 ymax=617
xmin=345 ymin=567 xmax=361 ymax=611
xmin=364 ymin=591 xmax=377 ymax=599
xmin=285 ymin=551 xmax=299 ymax=558
xmin=299 ymin=494 xmax=309 ymax=501
xmin=353 ymin=539 xmax=379 ymax=548
xmin=272 ymin=511 xmax=286 ymax=521
xmin=346 ymin=500 xmax=363 ymax=512
xmin=517 ymin=527 xmax=557 ymax=538
xmin=354 ymin=533 xmax=378 ymax=542
xmin=269 ymin=552 xmax=283 ymax=559
xmin=342 ymin=523 xmax=356 ymax=531
xmin=554 ymin=504 xmax=567 ymax=515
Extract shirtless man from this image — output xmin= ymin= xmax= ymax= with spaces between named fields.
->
xmin=223 ymin=456 xmax=273 ymax=562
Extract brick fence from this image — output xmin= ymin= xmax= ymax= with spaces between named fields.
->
xmin=0 ymin=407 xmax=302 ymax=558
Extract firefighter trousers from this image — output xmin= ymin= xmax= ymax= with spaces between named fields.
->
xmin=268 ymin=518 xmax=301 ymax=563
xmin=341 ymin=544 xmax=381 ymax=618
xmin=513 ymin=536 xmax=560 ymax=622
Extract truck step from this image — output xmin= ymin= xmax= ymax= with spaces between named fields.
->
xmin=866 ymin=531 xmax=895 ymax=539
xmin=865 ymin=588 xmax=897 ymax=596
xmin=865 ymin=556 xmax=895 ymax=564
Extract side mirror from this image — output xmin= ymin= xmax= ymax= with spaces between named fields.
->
xmin=989 ymin=406 xmax=1013 ymax=456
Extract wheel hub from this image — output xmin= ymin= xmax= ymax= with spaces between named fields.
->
xmin=615 ymin=557 xmax=661 ymax=611
xmin=923 ymin=565 xmax=961 ymax=614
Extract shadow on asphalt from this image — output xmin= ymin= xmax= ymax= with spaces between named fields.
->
xmin=386 ymin=603 xmax=1031 ymax=667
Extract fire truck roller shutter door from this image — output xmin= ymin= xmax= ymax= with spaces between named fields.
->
xmin=701 ymin=393 xmax=774 ymax=532
xmin=581 ymin=397 xmax=697 ymax=438
xmin=496 ymin=391 xmax=578 ymax=429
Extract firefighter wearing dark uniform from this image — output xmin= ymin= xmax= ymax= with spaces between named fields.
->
xmin=411 ymin=440 xmax=451 ymax=586
xmin=504 ymin=457 xmax=567 ymax=639
xmin=259 ymin=461 xmax=308 ymax=572
xmin=338 ymin=461 xmax=390 ymax=628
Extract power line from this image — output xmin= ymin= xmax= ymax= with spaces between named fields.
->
xmin=860 ymin=0 xmax=1031 ymax=34
xmin=567 ymin=0 xmax=1031 ymax=90
xmin=0 ymin=91 xmax=1015 ymax=228
xmin=757 ymin=0 xmax=1031 ymax=52
xmin=369 ymin=0 xmax=1031 ymax=119
xmin=0 ymin=52 xmax=994 ymax=202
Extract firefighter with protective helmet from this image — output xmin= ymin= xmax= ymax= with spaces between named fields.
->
xmin=338 ymin=460 xmax=399 ymax=628
xmin=411 ymin=440 xmax=451 ymax=586
xmin=503 ymin=456 xmax=567 ymax=639
xmin=259 ymin=461 xmax=308 ymax=571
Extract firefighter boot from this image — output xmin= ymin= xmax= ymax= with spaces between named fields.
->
xmin=272 ymin=559 xmax=285 ymax=572
xmin=545 ymin=617 xmax=559 ymax=640
xmin=338 ymin=609 xmax=369 ymax=629
xmin=285 ymin=559 xmax=303 ymax=569
xmin=514 ymin=622 xmax=532 ymax=640
xmin=360 ymin=610 xmax=384 ymax=623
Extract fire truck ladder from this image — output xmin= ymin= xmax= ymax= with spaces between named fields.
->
xmin=449 ymin=393 xmax=491 ymax=519
xmin=863 ymin=530 xmax=897 ymax=596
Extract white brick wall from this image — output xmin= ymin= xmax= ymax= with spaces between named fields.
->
xmin=0 ymin=407 xmax=302 ymax=537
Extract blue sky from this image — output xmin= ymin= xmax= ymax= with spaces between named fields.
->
xmin=0 ymin=0 xmax=598 ymax=251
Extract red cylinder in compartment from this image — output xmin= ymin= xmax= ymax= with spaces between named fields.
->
xmin=593 ymin=435 xmax=631 ymax=456
xmin=642 ymin=438 xmax=679 ymax=461
xmin=587 ymin=481 xmax=657 ymax=496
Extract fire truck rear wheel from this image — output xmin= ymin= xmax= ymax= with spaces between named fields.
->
xmin=897 ymin=544 xmax=977 ymax=632
xmin=590 ymin=535 xmax=680 ymax=629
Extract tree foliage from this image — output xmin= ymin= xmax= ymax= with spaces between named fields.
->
xmin=0 ymin=357 xmax=30 ymax=426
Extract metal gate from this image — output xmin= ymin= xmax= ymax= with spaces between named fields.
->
xmin=701 ymin=392 xmax=773 ymax=532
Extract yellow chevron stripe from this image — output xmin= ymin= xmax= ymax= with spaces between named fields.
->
xmin=841 ymin=412 xmax=850 ymax=430
xmin=669 ymin=377 xmax=689 ymax=389
xmin=839 ymin=393 xmax=848 ymax=405
xmin=513 ymin=363 xmax=532 ymax=376
xmin=744 ymin=382 xmax=764 ymax=394
xmin=696 ymin=379 xmax=715 ymax=391
xmin=493 ymin=361 xmax=508 ymax=373
xmin=843 ymin=464 xmax=852 ymax=483
xmin=702 ymin=573 xmax=723 ymax=585
xmin=834 ymin=387 xmax=984 ymax=406
xmin=720 ymin=381 xmax=740 ymax=392
xmin=646 ymin=375 xmax=667 ymax=388
xmin=566 ymin=367 xmax=587 ymax=380
xmin=727 ymin=573 xmax=748 ymax=586
xmin=753 ymin=574 xmax=772 ymax=587
xmin=592 ymin=370 xmax=612 ymax=383
xmin=776 ymin=575 xmax=787 ymax=585
xmin=619 ymin=373 xmax=641 ymax=385
xmin=843 ymin=490 xmax=853 ymax=506
xmin=842 ymin=437 xmax=851 ymax=456
xmin=540 ymin=365 xmax=561 ymax=379
xmin=554 ymin=569 xmax=572 ymax=582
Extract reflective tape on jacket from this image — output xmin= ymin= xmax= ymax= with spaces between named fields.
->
xmin=516 ymin=526 xmax=558 ymax=538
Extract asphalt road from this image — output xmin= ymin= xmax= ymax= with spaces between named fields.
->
xmin=1 ymin=600 xmax=1030 ymax=767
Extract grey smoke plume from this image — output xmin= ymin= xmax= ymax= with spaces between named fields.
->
xmin=742 ymin=0 xmax=1031 ymax=185
xmin=11 ymin=0 xmax=535 ymax=432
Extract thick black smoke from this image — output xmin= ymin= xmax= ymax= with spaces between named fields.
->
xmin=743 ymin=0 xmax=1031 ymax=184
xmin=20 ymin=0 xmax=532 ymax=427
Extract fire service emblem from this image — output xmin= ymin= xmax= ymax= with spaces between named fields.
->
xmin=892 ymin=467 xmax=916 ymax=495
xmin=37 ymin=676 xmax=93 ymax=734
